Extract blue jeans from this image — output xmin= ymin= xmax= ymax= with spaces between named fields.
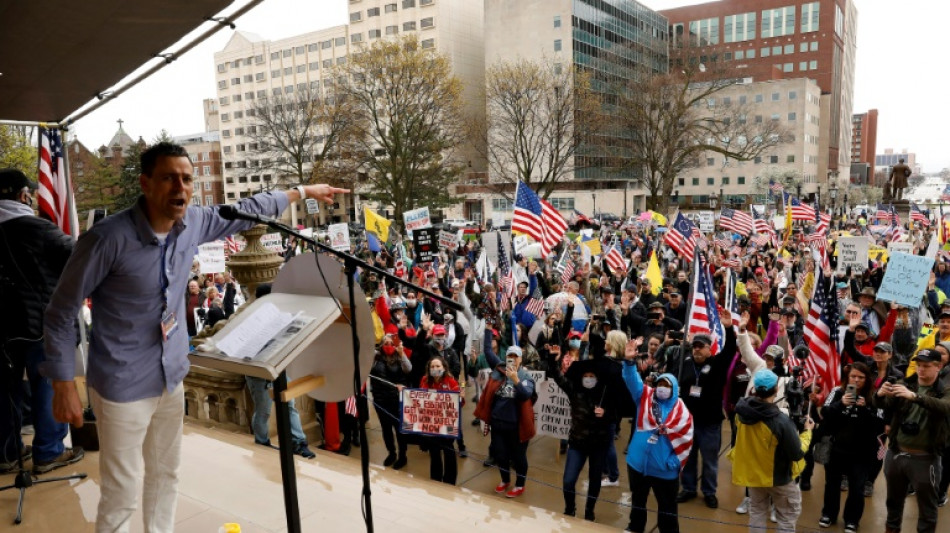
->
xmin=680 ymin=420 xmax=721 ymax=496
xmin=245 ymin=376 xmax=307 ymax=446
xmin=605 ymin=423 xmax=620 ymax=481
xmin=563 ymin=442 xmax=608 ymax=513
xmin=1 ymin=339 xmax=67 ymax=463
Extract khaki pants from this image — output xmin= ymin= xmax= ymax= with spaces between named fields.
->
xmin=90 ymin=384 xmax=184 ymax=533
xmin=749 ymin=481 xmax=802 ymax=533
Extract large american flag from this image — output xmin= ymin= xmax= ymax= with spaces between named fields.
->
xmin=496 ymin=232 xmax=514 ymax=311
xmin=687 ymin=249 xmax=725 ymax=354
xmin=802 ymin=269 xmax=840 ymax=389
xmin=604 ymin=237 xmax=627 ymax=273
xmin=911 ymin=203 xmax=930 ymax=226
xmin=719 ymin=207 xmax=753 ymax=236
xmin=665 ymin=212 xmax=698 ymax=260
xmin=784 ymin=192 xmax=816 ymax=221
xmin=511 ymin=181 xmax=544 ymax=243
xmin=540 ymin=198 xmax=568 ymax=256
xmin=875 ymin=203 xmax=891 ymax=222
xmin=38 ymin=127 xmax=72 ymax=235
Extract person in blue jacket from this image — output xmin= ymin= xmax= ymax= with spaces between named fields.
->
xmin=622 ymin=339 xmax=694 ymax=533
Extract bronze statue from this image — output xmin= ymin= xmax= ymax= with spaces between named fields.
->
xmin=888 ymin=158 xmax=911 ymax=201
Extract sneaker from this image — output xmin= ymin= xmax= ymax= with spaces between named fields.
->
xmin=770 ymin=506 xmax=777 ymax=523
xmin=32 ymin=447 xmax=84 ymax=474
xmin=938 ymin=493 xmax=948 ymax=507
xmin=506 ymin=486 xmax=525 ymax=498
xmin=819 ymin=516 xmax=835 ymax=528
xmin=844 ymin=523 xmax=858 ymax=533
xmin=601 ymin=477 xmax=620 ymax=487
xmin=383 ymin=452 xmax=397 ymax=467
xmin=676 ymin=490 xmax=697 ymax=503
xmin=841 ymin=477 xmax=849 ymax=491
xmin=471 ymin=418 xmax=481 ymax=427
xmin=704 ymin=494 xmax=719 ymax=509
xmin=495 ymin=482 xmax=510 ymax=494
xmin=735 ymin=496 xmax=750 ymax=514
xmin=459 ymin=449 xmax=468 ymax=458
xmin=863 ymin=481 xmax=874 ymax=497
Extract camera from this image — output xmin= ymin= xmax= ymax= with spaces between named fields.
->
xmin=648 ymin=312 xmax=662 ymax=320
xmin=785 ymin=347 xmax=810 ymax=427
xmin=668 ymin=330 xmax=684 ymax=341
xmin=591 ymin=313 xmax=604 ymax=322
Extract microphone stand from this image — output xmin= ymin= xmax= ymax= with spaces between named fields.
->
xmin=223 ymin=207 xmax=461 ymax=533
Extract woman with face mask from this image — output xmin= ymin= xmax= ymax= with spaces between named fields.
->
xmin=369 ymin=334 xmax=412 ymax=470
xmin=621 ymin=341 xmax=694 ymax=533
xmin=419 ymin=356 xmax=460 ymax=485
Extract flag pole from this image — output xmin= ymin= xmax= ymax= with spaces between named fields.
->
xmin=677 ymin=247 xmax=700 ymax=383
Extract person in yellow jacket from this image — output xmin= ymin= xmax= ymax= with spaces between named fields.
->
xmin=732 ymin=369 xmax=814 ymax=533
xmin=910 ymin=310 xmax=950 ymax=376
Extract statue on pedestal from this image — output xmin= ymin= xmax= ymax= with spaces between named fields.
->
xmin=888 ymin=158 xmax=912 ymax=201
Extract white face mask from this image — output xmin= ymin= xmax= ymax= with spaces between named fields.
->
xmin=655 ymin=386 xmax=672 ymax=400
xmin=582 ymin=377 xmax=598 ymax=389
xmin=430 ymin=368 xmax=444 ymax=378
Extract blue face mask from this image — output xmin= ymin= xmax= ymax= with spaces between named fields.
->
xmin=569 ymin=339 xmax=582 ymax=350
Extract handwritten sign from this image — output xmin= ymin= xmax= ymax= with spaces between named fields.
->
xmin=439 ymin=229 xmax=458 ymax=250
xmin=876 ymin=252 xmax=934 ymax=308
xmin=836 ymin=236 xmax=868 ymax=273
xmin=698 ymin=211 xmax=715 ymax=233
xmin=304 ymin=198 xmax=320 ymax=214
xmin=400 ymin=388 xmax=460 ymax=438
xmin=197 ymin=242 xmax=226 ymax=274
xmin=887 ymin=241 xmax=914 ymax=256
xmin=403 ymin=207 xmax=431 ymax=232
xmin=412 ymin=227 xmax=438 ymax=263
xmin=260 ymin=233 xmax=283 ymax=253
xmin=328 ymin=223 xmax=350 ymax=252
xmin=532 ymin=379 xmax=571 ymax=439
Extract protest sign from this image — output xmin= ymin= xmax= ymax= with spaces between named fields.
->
xmin=260 ymin=233 xmax=283 ymax=253
xmin=512 ymin=234 xmax=530 ymax=255
xmin=400 ymin=388 xmax=460 ymax=438
xmin=197 ymin=242 xmax=226 ymax=274
xmin=403 ymin=207 xmax=431 ymax=232
xmin=876 ymin=252 xmax=934 ymax=308
xmin=698 ymin=211 xmax=715 ymax=232
xmin=412 ymin=227 xmax=438 ymax=263
xmin=526 ymin=370 xmax=546 ymax=384
xmin=304 ymin=198 xmax=320 ymax=214
xmin=491 ymin=212 xmax=506 ymax=229
xmin=439 ymin=229 xmax=458 ymax=250
xmin=532 ymin=379 xmax=571 ymax=439
xmin=476 ymin=368 xmax=492 ymax=391
xmin=887 ymin=241 xmax=914 ymax=256
xmin=836 ymin=236 xmax=868 ymax=273
xmin=328 ymin=223 xmax=350 ymax=252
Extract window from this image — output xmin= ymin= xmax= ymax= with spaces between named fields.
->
xmin=270 ymin=52 xmax=279 ymax=60
xmin=739 ymin=95 xmax=747 ymax=104
xmin=219 ymin=96 xmax=229 ymax=105
xmin=421 ymin=17 xmax=434 ymax=28
xmin=772 ymin=46 xmax=781 ymax=55
xmin=203 ymin=181 xmax=212 ymax=191
xmin=294 ymin=46 xmax=304 ymax=55
xmin=691 ymin=178 xmax=699 ymax=186
xmin=809 ymin=60 xmax=817 ymax=70
xmin=283 ymin=67 xmax=292 ymax=75
xmin=403 ymin=0 xmax=415 ymax=7
xmin=296 ymin=65 xmax=306 ymax=73
xmin=386 ymin=25 xmax=398 ymax=35
xmin=245 ymin=91 xmax=254 ymax=99
xmin=787 ymin=155 xmax=796 ymax=163
xmin=369 ymin=29 xmax=381 ymax=38
xmin=222 ymin=130 xmax=231 ymax=138
xmin=784 ymin=44 xmax=794 ymax=54
xmin=271 ymin=69 xmax=280 ymax=78
xmin=421 ymin=38 xmax=435 ymax=49
xmin=754 ymin=156 xmax=761 ymax=164
xmin=554 ymin=15 xmax=561 ymax=28
xmin=723 ymin=12 xmax=756 ymax=43
xmin=255 ymin=72 xmax=265 ymax=81
xmin=308 ymin=44 xmax=318 ymax=52
xmin=783 ymin=63 xmax=793 ymax=72
xmin=217 ymin=63 xmax=226 ymax=73
xmin=801 ymin=2 xmax=820 ymax=33
xmin=548 ymin=198 xmax=575 ymax=210
xmin=231 ymin=77 xmax=240 ymax=85
xmin=255 ymin=54 xmax=264 ymax=64
xmin=403 ymin=21 xmax=416 ymax=31
xmin=368 ymin=7 xmax=380 ymax=16
xmin=385 ymin=3 xmax=397 ymax=13
xmin=223 ymin=146 xmax=232 ymax=154
xmin=350 ymin=11 xmax=362 ymax=22
xmin=335 ymin=37 xmax=345 ymax=46
xmin=227 ymin=192 xmax=236 ymax=200
xmin=755 ymin=115 xmax=762 ymax=123
xmin=738 ymin=177 xmax=746 ymax=185
xmin=800 ymin=42 xmax=808 ymax=52
xmin=554 ymin=39 xmax=562 ymax=52
xmin=810 ymin=41 xmax=818 ymax=51
xmin=323 ymin=59 xmax=332 ymax=68
xmin=771 ymin=92 xmax=780 ymax=101
xmin=282 ymin=49 xmax=291 ymax=58
xmin=706 ymin=158 xmax=715 ymax=166
xmin=735 ymin=50 xmax=744 ymax=60
xmin=309 ymin=61 xmax=319 ymax=70
xmin=284 ymin=85 xmax=294 ymax=93
xmin=492 ymin=198 xmax=513 ymax=211
xmin=799 ymin=61 xmax=808 ymax=71
xmin=761 ymin=6 xmax=795 ymax=38
xmin=272 ymin=87 xmax=281 ymax=96
xmin=689 ymin=17 xmax=720 ymax=45
xmin=706 ymin=177 xmax=715 ymax=186
xmin=722 ymin=177 xmax=730 ymax=185
xmin=233 ymin=94 xmax=242 ymax=102
xmin=221 ymin=113 xmax=230 ymax=122
xmin=321 ymin=40 xmax=332 ymax=49
xmin=760 ymin=47 xmax=770 ymax=57
xmin=771 ymin=113 xmax=780 ymax=121
xmin=204 ymin=195 xmax=213 ymax=206
xmin=788 ymin=112 xmax=797 ymax=121
xmin=336 ymin=57 xmax=346 ymax=65
xmin=351 ymin=33 xmax=363 ymax=43
xmin=678 ymin=178 xmax=685 ymax=186
xmin=421 ymin=0 xmax=433 ymax=5
xmin=256 ymin=90 xmax=266 ymax=98
xmin=747 ymin=49 xmax=755 ymax=58
xmin=755 ymin=94 xmax=763 ymax=103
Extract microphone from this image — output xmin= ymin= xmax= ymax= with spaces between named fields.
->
xmin=218 ymin=205 xmax=274 ymax=225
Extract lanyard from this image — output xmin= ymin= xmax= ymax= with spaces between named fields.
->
xmin=159 ymin=241 xmax=170 ymax=311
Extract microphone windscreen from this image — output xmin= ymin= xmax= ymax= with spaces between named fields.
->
xmin=219 ymin=205 xmax=239 ymax=220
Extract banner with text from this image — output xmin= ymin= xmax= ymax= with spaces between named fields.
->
xmin=197 ymin=242 xmax=227 ymax=274
xmin=439 ymin=229 xmax=458 ymax=251
xmin=532 ymin=379 xmax=571 ymax=439
xmin=876 ymin=252 xmax=934 ymax=308
xmin=403 ymin=207 xmax=431 ymax=232
xmin=261 ymin=233 xmax=284 ymax=253
xmin=412 ymin=227 xmax=438 ymax=263
xmin=400 ymin=388 xmax=460 ymax=438
xmin=836 ymin=236 xmax=869 ymax=273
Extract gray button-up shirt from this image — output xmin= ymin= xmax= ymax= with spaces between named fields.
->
xmin=43 ymin=191 xmax=289 ymax=402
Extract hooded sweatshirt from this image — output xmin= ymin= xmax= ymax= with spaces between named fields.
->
xmin=731 ymin=396 xmax=810 ymax=488
xmin=622 ymin=364 xmax=693 ymax=480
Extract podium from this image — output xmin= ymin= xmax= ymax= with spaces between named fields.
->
xmin=190 ymin=254 xmax=376 ymax=533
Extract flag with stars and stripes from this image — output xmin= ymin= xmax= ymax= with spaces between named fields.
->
xmin=525 ymin=284 xmax=545 ymax=318
xmin=604 ymin=237 xmax=627 ymax=273
xmin=784 ymin=192 xmax=816 ymax=221
xmin=723 ymin=269 xmax=740 ymax=321
xmin=496 ymin=232 xmax=514 ymax=311
xmin=664 ymin=212 xmax=698 ymax=260
xmin=719 ymin=207 xmax=753 ymax=236
xmin=38 ymin=127 xmax=73 ymax=235
xmin=911 ymin=203 xmax=930 ymax=226
xmin=686 ymin=249 xmax=725 ymax=355
xmin=802 ymin=268 xmax=841 ymax=389
xmin=558 ymin=248 xmax=575 ymax=286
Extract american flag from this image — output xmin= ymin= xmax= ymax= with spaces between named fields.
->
xmin=719 ymin=208 xmax=754 ymax=236
xmin=752 ymin=206 xmax=775 ymax=235
xmin=769 ymin=179 xmax=784 ymax=193
xmin=889 ymin=204 xmax=901 ymax=226
xmin=224 ymin=235 xmax=243 ymax=254
xmin=887 ymin=223 xmax=905 ymax=243
xmin=911 ymin=203 xmax=930 ymax=226
xmin=802 ymin=268 xmax=840 ymax=389
xmin=664 ymin=212 xmax=698 ymax=260
xmin=604 ymin=237 xmax=627 ymax=273
xmin=713 ymin=238 xmax=732 ymax=249
xmin=687 ymin=249 xmax=725 ymax=354
xmin=525 ymin=284 xmax=545 ymax=318
xmin=722 ymin=258 xmax=741 ymax=268
xmin=784 ymin=192 xmax=816 ymax=221
xmin=557 ymin=248 xmax=575 ymax=286
xmin=511 ymin=181 xmax=544 ymax=243
xmin=38 ymin=127 xmax=72 ymax=235
xmin=875 ymin=203 xmax=890 ymax=222
xmin=540 ymin=197 xmax=569 ymax=256
xmin=750 ymin=234 xmax=770 ymax=247
xmin=723 ymin=269 xmax=740 ymax=321
xmin=814 ymin=211 xmax=832 ymax=234
xmin=496 ymin=232 xmax=514 ymax=311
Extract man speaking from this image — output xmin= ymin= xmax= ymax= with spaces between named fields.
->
xmin=42 ymin=142 xmax=347 ymax=532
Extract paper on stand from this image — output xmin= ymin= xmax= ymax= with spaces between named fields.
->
xmin=216 ymin=302 xmax=299 ymax=359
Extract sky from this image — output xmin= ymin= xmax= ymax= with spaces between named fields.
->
xmin=72 ymin=0 xmax=949 ymax=172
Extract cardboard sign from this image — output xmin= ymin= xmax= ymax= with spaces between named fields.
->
xmin=400 ymin=388 xmax=460 ymax=438
xmin=304 ymin=198 xmax=320 ymax=214
xmin=532 ymin=379 xmax=571 ymax=439
xmin=328 ymin=223 xmax=350 ymax=252
xmin=412 ymin=227 xmax=438 ymax=263
xmin=876 ymin=252 xmax=935 ymax=308
xmin=491 ymin=212 xmax=506 ymax=229
xmin=887 ymin=241 xmax=914 ymax=256
xmin=439 ymin=229 xmax=458 ymax=250
xmin=512 ymin=234 xmax=530 ymax=255
xmin=836 ymin=236 xmax=869 ymax=273
xmin=403 ymin=207 xmax=431 ymax=232
xmin=698 ymin=211 xmax=715 ymax=233
xmin=197 ymin=242 xmax=226 ymax=274
xmin=526 ymin=370 xmax=546 ymax=384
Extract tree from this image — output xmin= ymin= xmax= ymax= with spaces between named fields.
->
xmin=0 ymin=126 xmax=37 ymax=180
xmin=476 ymin=59 xmax=605 ymax=199
xmin=616 ymin=53 xmax=793 ymax=212
xmin=245 ymin=84 xmax=362 ymax=192
xmin=74 ymin=157 xmax=120 ymax=216
xmin=337 ymin=36 xmax=466 ymax=232
xmin=113 ymin=141 xmax=146 ymax=212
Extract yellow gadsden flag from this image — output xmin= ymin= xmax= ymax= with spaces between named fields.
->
xmin=645 ymin=250 xmax=664 ymax=295
xmin=363 ymin=206 xmax=391 ymax=242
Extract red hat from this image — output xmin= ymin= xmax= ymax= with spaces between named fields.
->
xmin=432 ymin=324 xmax=447 ymax=336
xmin=567 ymin=331 xmax=583 ymax=340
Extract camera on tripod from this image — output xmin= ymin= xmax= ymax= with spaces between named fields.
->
xmin=785 ymin=345 xmax=810 ymax=426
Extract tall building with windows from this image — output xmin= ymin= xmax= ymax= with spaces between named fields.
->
xmin=212 ymin=0 xmax=485 ymax=223
xmin=850 ymin=108 xmax=877 ymax=185
xmin=173 ymin=132 xmax=224 ymax=207
xmin=660 ymin=0 xmax=858 ymax=196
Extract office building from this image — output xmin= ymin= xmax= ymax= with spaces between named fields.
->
xmin=850 ymin=108 xmax=877 ymax=185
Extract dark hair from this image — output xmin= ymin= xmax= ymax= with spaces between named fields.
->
xmin=140 ymin=142 xmax=190 ymax=176
xmin=426 ymin=355 xmax=454 ymax=381
xmin=648 ymin=332 xmax=664 ymax=344
xmin=848 ymin=361 xmax=873 ymax=398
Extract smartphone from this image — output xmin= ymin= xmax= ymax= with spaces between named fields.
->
xmin=845 ymin=384 xmax=857 ymax=398
xmin=506 ymin=360 xmax=516 ymax=372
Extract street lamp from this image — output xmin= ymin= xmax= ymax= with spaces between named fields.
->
xmin=709 ymin=192 xmax=719 ymax=210
xmin=592 ymin=192 xmax=597 ymax=217
xmin=830 ymin=180 xmax=838 ymax=216
xmin=719 ymin=187 xmax=724 ymax=209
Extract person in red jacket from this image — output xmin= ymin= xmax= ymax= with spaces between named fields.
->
xmin=419 ymin=356 xmax=460 ymax=485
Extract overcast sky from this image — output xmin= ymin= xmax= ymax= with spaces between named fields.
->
xmin=72 ymin=0 xmax=946 ymax=171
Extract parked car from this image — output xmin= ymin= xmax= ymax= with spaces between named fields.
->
xmin=442 ymin=218 xmax=478 ymax=228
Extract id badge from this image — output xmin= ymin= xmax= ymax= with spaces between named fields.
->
xmin=161 ymin=310 xmax=178 ymax=342
xmin=647 ymin=434 xmax=659 ymax=445
xmin=690 ymin=385 xmax=702 ymax=397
